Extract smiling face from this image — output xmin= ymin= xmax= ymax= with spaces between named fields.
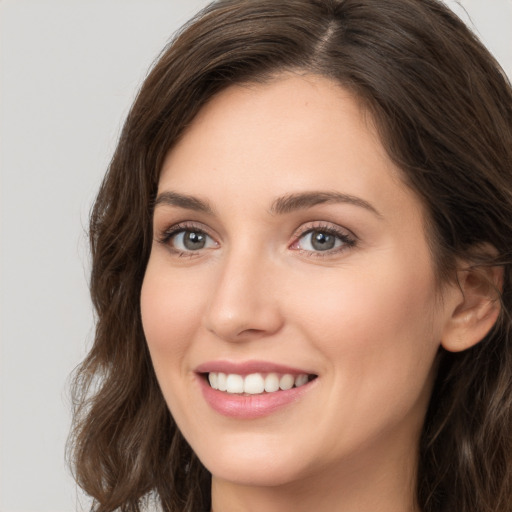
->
xmin=140 ymin=74 xmax=461 ymax=502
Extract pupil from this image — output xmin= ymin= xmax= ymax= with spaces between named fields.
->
xmin=311 ymin=231 xmax=335 ymax=251
xmin=184 ymin=231 xmax=205 ymax=250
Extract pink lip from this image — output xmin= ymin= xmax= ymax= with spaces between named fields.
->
xmin=195 ymin=359 xmax=314 ymax=376
xmin=195 ymin=360 xmax=318 ymax=419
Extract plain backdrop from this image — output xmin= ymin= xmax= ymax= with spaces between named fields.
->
xmin=0 ymin=1 xmax=511 ymax=511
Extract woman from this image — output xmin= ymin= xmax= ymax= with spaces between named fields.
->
xmin=69 ymin=0 xmax=512 ymax=511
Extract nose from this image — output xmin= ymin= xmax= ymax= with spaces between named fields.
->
xmin=203 ymin=249 xmax=284 ymax=342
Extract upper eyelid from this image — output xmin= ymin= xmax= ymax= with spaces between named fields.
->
xmin=156 ymin=220 xmax=357 ymax=245
xmin=158 ymin=221 xmax=216 ymax=237
xmin=292 ymin=221 xmax=356 ymax=239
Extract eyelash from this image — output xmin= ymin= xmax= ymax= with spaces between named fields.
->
xmin=157 ymin=222 xmax=216 ymax=258
xmin=291 ymin=223 xmax=357 ymax=258
xmin=157 ymin=221 xmax=357 ymax=259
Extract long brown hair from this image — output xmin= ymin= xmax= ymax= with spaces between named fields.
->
xmin=68 ymin=1 xmax=512 ymax=510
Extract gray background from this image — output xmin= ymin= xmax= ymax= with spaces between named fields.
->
xmin=0 ymin=1 xmax=511 ymax=511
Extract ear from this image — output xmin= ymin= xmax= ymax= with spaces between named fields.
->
xmin=441 ymin=264 xmax=503 ymax=353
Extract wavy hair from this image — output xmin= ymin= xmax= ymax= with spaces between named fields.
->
xmin=68 ymin=1 xmax=512 ymax=510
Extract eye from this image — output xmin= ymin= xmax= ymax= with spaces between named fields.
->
xmin=301 ymin=230 xmax=341 ymax=251
xmin=291 ymin=225 xmax=356 ymax=255
xmin=158 ymin=224 xmax=218 ymax=255
xmin=172 ymin=230 xmax=216 ymax=251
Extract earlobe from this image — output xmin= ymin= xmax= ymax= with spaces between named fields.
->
xmin=441 ymin=265 xmax=503 ymax=353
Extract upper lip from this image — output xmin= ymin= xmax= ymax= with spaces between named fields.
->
xmin=195 ymin=360 xmax=316 ymax=376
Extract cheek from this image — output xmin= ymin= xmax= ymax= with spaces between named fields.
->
xmin=283 ymin=258 xmax=441 ymax=453
xmin=294 ymin=257 xmax=437 ymax=337
xmin=287 ymin=250 xmax=441 ymax=394
xmin=140 ymin=258 xmax=208 ymax=372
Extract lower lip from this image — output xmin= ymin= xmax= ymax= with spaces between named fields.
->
xmin=197 ymin=375 xmax=316 ymax=419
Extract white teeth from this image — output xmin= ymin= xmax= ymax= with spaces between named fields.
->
xmin=207 ymin=371 xmax=312 ymax=394
xmin=264 ymin=373 xmax=280 ymax=392
xmin=208 ymin=372 xmax=218 ymax=389
xmin=295 ymin=374 xmax=308 ymax=387
xmin=244 ymin=373 xmax=265 ymax=394
xmin=226 ymin=374 xmax=244 ymax=394
xmin=217 ymin=372 xmax=227 ymax=391
xmin=279 ymin=374 xmax=294 ymax=390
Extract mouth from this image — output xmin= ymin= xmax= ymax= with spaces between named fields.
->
xmin=196 ymin=362 xmax=318 ymax=418
xmin=203 ymin=372 xmax=318 ymax=395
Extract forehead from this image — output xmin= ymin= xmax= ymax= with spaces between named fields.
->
xmin=158 ymin=74 xmax=422 ymax=228
xmin=161 ymin=75 xmax=394 ymax=181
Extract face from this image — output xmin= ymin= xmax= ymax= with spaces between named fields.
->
xmin=141 ymin=75 xmax=458 ymax=489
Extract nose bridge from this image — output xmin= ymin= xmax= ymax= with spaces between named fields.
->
xmin=203 ymin=240 xmax=282 ymax=342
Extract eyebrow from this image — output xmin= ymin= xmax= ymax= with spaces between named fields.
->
xmin=153 ymin=190 xmax=381 ymax=218
xmin=269 ymin=191 xmax=382 ymax=217
xmin=154 ymin=191 xmax=214 ymax=214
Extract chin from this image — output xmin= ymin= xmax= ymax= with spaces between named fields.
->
xmin=193 ymin=434 xmax=313 ymax=487
xmin=207 ymin=459 xmax=307 ymax=488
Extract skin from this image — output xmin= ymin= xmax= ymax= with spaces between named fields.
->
xmin=140 ymin=74 xmax=468 ymax=512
